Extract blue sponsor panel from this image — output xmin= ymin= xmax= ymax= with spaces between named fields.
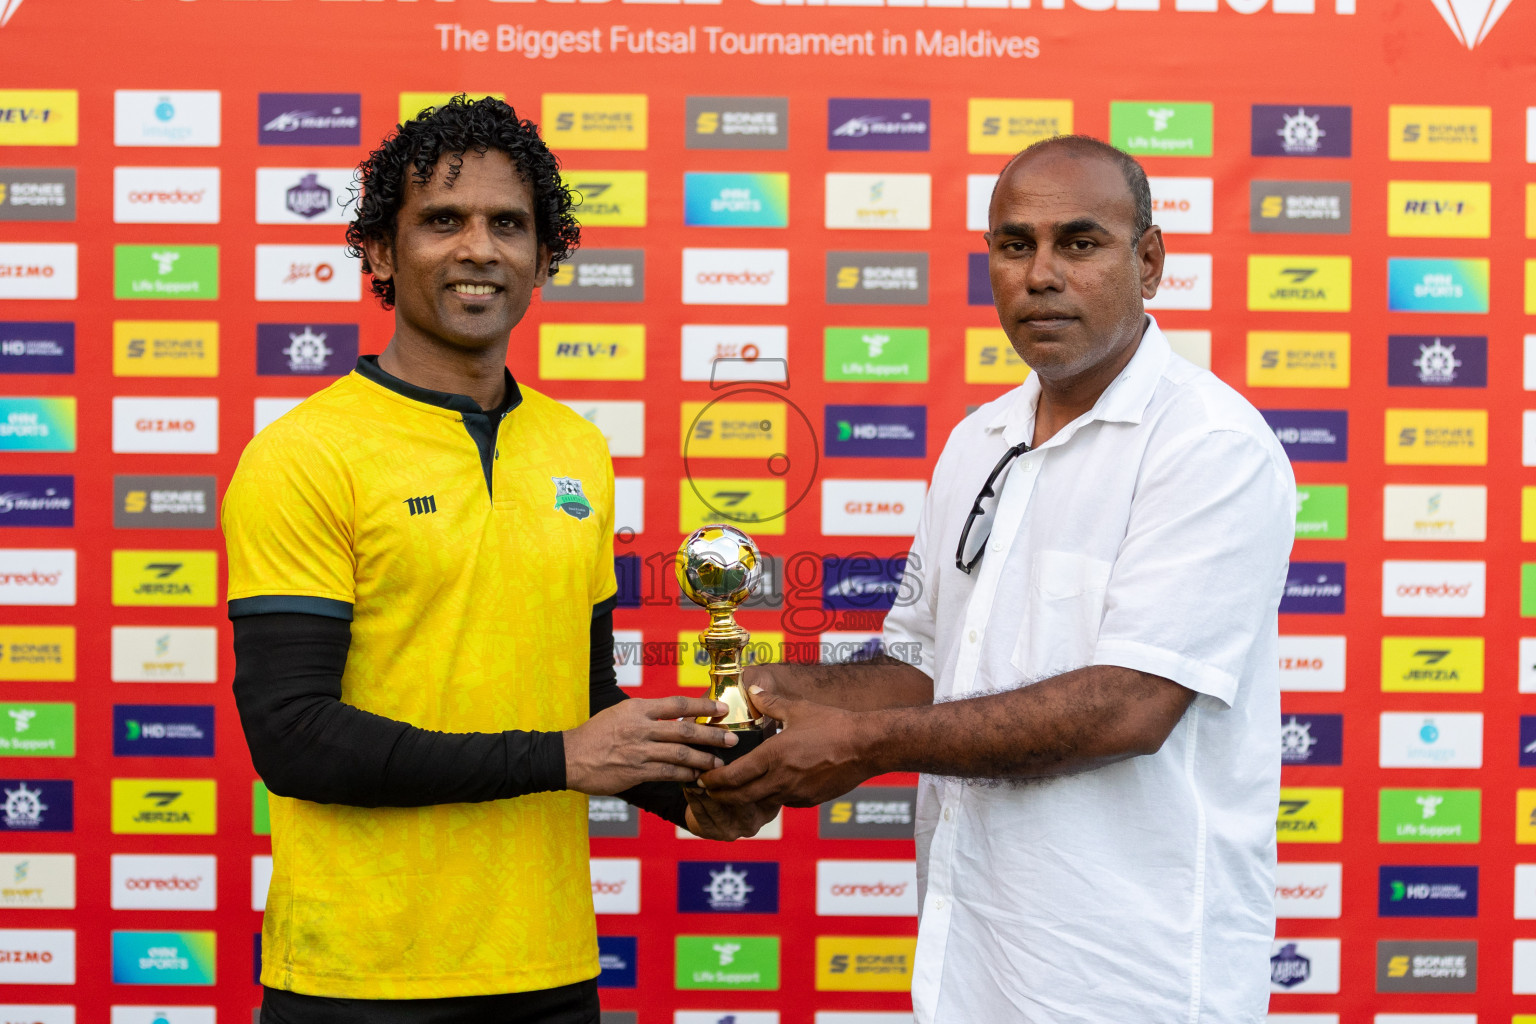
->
xmin=0 ymin=474 xmax=72 ymax=526
xmin=254 ymin=933 xmax=262 ymax=986
xmin=112 ymin=704 xmax=216 ymax=758
xmin=967 ymin=253 xmax=992 ymax=306
xmin=677 ymin=861 xmax=780 ymax=913
xmin=1250 ymin=105 xmax=1352 ymax=157
xmin=824 ymin=405 xmax=926 ymax=459
xmin=0 ymin=778 xmax=73 ymax=831
xmin=827 ymin=98 xmax=930 ymax=151
xmin=823 ymin=555 xmax=906 ymax=611
xmin=1378 ymin=865 xmax=1478 ymax=917
xmin=1280 ymin=713 xmax=1343 ymax=765
xmin=1281 ymin=562 xmax=1346 ymax=615
xmin=0 ymin=322 xmax=74 ymax=374
xmin=1262 ymin=409 xmax=1348 ymax=462
xmin=614 ymin=554 xmax=641 ymax=608
xmin=598 ymin=936 xmax=637 ymax=988
xmin=1386 ymin=258 xmax=1489 ymax=314
xmin=1520 ymin=716 xmax=1536 ymax=767
xmin=256 ymin=323 xmax=359 ymax=376
xmin=1387 ymin=335 xmax=1486 ymax=388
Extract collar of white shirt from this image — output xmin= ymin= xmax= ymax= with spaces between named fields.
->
xmin=982 ymin=314 xmax=1172 ymax=449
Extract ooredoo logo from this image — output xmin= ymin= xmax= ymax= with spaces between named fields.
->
xmin=1145 ymin=253 xmax=1212 ymax=310
xmin=113 ymin=167 xmax=220 ymax=225
xmin=0 ymin=550 xmax=74 ymax=607
xmin=816 ymin=860 xmax=919 ymax=917
xmin=589 ymin=857 xmax=640 ymax=915
xmin=1382 ymin=560 xmax=1485 ymax=618
xmin=111 ymin=855 xmax=216 ymax=910
xmin=682 ymin=249 xmax=788 ymax=305
xmin=1274 ymin=862 xmax=1342 ymax=918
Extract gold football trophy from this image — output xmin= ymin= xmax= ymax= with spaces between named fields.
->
xmin=677 ymin=524 xmax=772 ymax=777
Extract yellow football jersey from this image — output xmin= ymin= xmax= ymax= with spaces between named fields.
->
xmin=223 ymin=357 xmax=616 ymax=998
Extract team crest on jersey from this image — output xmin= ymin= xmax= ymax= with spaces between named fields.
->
xmin=552 ymin=477 xmax=593 ymax=520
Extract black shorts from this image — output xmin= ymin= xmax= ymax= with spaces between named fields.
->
xmin=260 ymin=979 xmax=600 ymax=1024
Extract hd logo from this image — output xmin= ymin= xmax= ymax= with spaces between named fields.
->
xmin=112 ymin=550 xmax=217 ymax=607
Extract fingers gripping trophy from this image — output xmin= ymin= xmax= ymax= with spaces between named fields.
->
xmin=677 ymin=525 xmax=773 ymax=781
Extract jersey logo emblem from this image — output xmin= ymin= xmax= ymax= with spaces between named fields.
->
xmin=552 ymin=477 xmax=592 ymax=520
xmin=403 ymin=495 xmax=437 ymax=516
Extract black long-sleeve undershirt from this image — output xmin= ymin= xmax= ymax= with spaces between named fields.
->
xmin=231 ymin=603 xmax=687 ymax=826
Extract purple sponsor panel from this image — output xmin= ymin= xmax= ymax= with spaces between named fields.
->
xmin=0 ymin=321 xmax=74 ymax=374
xmin=256 ymin=323 xmax=359 ymax=376
xmin=0 ymin=778 xmax=73 ymax=831
xmin=827 ymin=98 xmax=930 ymax=151
xmin=1280 ymin=712 xmax=1343 ymax=765
xmin=1251 ymin=105 xmax=1352 ymax=157
xmin=824 ymin=404 xmax=926 ymax=458
xmin=0 ymin=475 xmax=73 ymax=527
xmin=823 ymin=555 xmax=906 ymax=611
xmin=1281 ymin=561 xmax=1346 ymax=615
xmin=1262 ymin=409 xmax=1348 ymax=462
xmin=258 ymin=93 xmax=361 ymax=146
xmin=967 ymin=253 xmax=992 ymax=306
xmin=1387 ymin=335 xmax=1486 ymax=388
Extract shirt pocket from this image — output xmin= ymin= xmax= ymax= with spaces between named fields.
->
xmin=1011 ymin=549 xmax=1114 ymax=678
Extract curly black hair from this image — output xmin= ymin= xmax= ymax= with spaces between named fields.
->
xmin=345 ymin=94 xmax=581 ymax=309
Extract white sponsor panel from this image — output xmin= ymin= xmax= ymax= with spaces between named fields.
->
xmin=112 ymin=397 xmax=218 ymax=454
xmin=824 ymin=173 xmax=931 ymax=231
xmin=1268 ymin=938 xmax=1339 ymax=994
xmin=614 ymin=477 xmax=644 ymax=536
xmin=1145 ymin=253 xmax=1212 ymax=310
xmin=114 ymin=90 xmax=221 ymax=148
xmin=0 ymin=854 xmax=75 ymax=909
xmin=1524 ymin=335 xmax=1536 ymax=390
xmin=1373 ymin=1017 xmax=1474 ymax=1024
xmin=110 ymin=1009 xmax=215 ymax=1024
xmin=1379 ymin=712 xmax=1483 ymax=769
xmin=0 ymin=1007 xmax=74 ymax=1024
xmin=254 ymin=397 xmax=303 ymax=435
xmin=1525 ymin=410 xmax=1536 ymax=467
xmin=613 ymin=629 xmax=642 ymax=689
xmin=680 ymin=325 xmax=789 ymax=383
xmin=1516 ymin=864 xmax=1536 ymax=919
xmin=255 ymin=244 xmax=361 ymax=303
xmin=1522 ymin=638 xmax=1536 ymax=693
xmin=252 ymin=855 xmax=273 ymax=913
xmin=1149 ymin=177 xmax=1214 ymax=234
xmin=966 ymin=173 xmax=996 ymax=232
xmin=1382 ymin=485 xmax=1486 ymax=541
xmin=816 ymin=860 xmax=918 ymax=917
xmin=1268 ymin=1017 xmax=1339 ymax=1024
xmin=678 ymin=809 xmax=782 ymax=840
xmin=1528 ymin=107 xmax=1536 ymax=163
xmin=1278 ymin=634 xmax=1346 ymax=692
xmin=1163 ymin=329 xmax=1212 ymax=369
xmin=113 ymin=167 xmax=220 ymax=225
xmin=111 ymin=626 xmax=218 ymax=683
xmin=1274 ymin=862 xmax=1341 ymax=919
xmin=677 ymin=1015 xmax=779 ymax=1024
xmin=0 ymin=549 xmax=75 ymax=607
xmin=560 ymin=400 xmax=645 ymax=458
xmin=821 ymin=479 xmax=925 ymax=537
xmin=0 ymin=929 xmax=74 ymax=984
xmin=1518 ymin=938 xmax=1536 ymax=993
xmin=0 ymin=243 xmax=77 ymax=300
xmin=1381 ymin=560 xmax=1485 ymax=618
xmin=589 ymin=857 xmax=640 ymax=915
xmin=815 ymin=1016 xmax=916 ymax=1024
xmin=682 ymin=249 xmax=788 ymax=306
xmin=255 ymin=167 xmax=355 ymax=225
xmin=110 ymin=855 xmax=216 ymax=911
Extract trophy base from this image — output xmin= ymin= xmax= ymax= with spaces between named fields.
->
xmin=683 ymin=725 xmax=772 ymax=789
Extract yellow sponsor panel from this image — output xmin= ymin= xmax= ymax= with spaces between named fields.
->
xmin=677 ymin=629 xmax=783 ymax=689
xmin=1527 ymin=259 xmax=1536 ymax=316
xmin=681 ymin=401 xmax=787 ymax=458
xmin=398 ymin=92 xmax=504 ymax=123
xmin=111 ymin=778 xmax=217 ymax=835
xmin=111 ymin=550 xmax=219 ymax=607
xmin=542 ymin=93 xmax=648 ymax=151
xmin=1387 ymin=181 xmax=1491 ymax=238
xmin=1389 ymin=105 xmax=1492 ymax=162
xmin=679 ymin=479 xmax=786 ymax=536
xmin=1384 ymin=408 xmax=1487 ymax=466
xmin=0 ymin=625 xmax=75 ymax=682
xmin=1245 ymin=332 xmax=1350 ymax=388
xmin=1381 ymin=636 xmax=1484 ymax=693
xmin=560 ymin=170 xmax=647 ymax=227
xmin=964 ymin=328 xmax=1030 ymax=384
xmin=816 ymin=936 xmax=917 ymax=992
xmin=1277 ymin=786 xmax=1342 ymax=843
xmin=1520 ymin=789 xmax=1536 ymax=843
xmin=1246 ymin=255 xmax=1351 ymax=312
xmin=1523 ymin=487 xmax=1536 ymax=542
xmin=538 ymin=323 xmax=645 ymax=381
xmin=1527 ymin=184 xmax=1536 ymax=239
xmin=112 ymin=320 xmax=219 ymax=377
xmin=0 ymin=90 xmax=79 ymax=146
xmin=967 ymin=99 xmax=1072 ymax=154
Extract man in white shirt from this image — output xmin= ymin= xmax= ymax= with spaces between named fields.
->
xmin=701 ymin=136 xmax=1296 ymax=1022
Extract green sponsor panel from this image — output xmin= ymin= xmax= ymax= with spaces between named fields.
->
xmin=675 ymin=935 xmax=780 ymax=990
xmin=1295 ymin=485 xmax=1347 ymax=539
xmin=1523 ymin=563 xmax=1536 ymax=617
xmin=114 ymin=244 xmax=220 ymax=300
xmin=824 ymin=327 xmax=928 ymax=383
xmin=253 ymin=780 xmax=271 ymax=835
xmin=1109 ymin=101 xmax=1214 ymax=157
xmin=0 ymin=701 xmax=74 ymax=756
xmin=1379 ymin=788 xmax=1480 ymax=843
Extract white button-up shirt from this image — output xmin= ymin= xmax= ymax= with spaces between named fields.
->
xmin=883 ymin=318 xmax=1295 ymax=1024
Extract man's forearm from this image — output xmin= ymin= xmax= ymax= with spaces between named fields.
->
xmin=751 ymin=654 xmax=933 ymax=712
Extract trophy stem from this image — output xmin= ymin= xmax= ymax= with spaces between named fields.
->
xmin=698 ymin=602 xmax=767 ymax=731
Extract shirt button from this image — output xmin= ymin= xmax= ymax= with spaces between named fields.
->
xmin=934 ymin=897 xmax=947 ymax=910
xmin=967 ymin=630 xmax=978 ymax=644
xmin=943 ymin=806 xmax=953 ymax=822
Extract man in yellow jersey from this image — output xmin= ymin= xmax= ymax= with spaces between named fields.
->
xmin=223 ymin=96 xmax=772 ymax=1024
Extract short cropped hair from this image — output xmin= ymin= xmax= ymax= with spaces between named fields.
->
xmin=1000 ymin=135 xmax=1153 ymax=242
xmin=345 ymin=94 xmax=580 ymax=309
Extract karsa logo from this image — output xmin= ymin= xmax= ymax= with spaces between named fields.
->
xmin=110 ymin=930 xmax=215 ymax=986
xmin=257 ymin=323 xmax=357 ymax=377
xmin=1376 ymin=940 xmax=1477 ymax=993
xmin=114 ymin=90 xmax=220 ymax=148
xmin=0 ymin=549 xmax=75 ymax=607
xmin=1379 ymin=865 xmax=1477 ymax=917
xmin=1391 ymin=106 xmax=1492 ymax=161
xmin=1383 ymin=483 xmax=1486 ymax=543
xmin=1247 ymin=332 xmax=1349 ymax=389
xmin=1277 ymin=787 xmax=1343 ymax=843
xmin=110 ymin=855 xmax=216 ymax=911
xmin=543 ymin=94 xmax=647 ymax=150
xmin=0 ymin=243 xmax=77 ymax=300
xmin=1379 ymin=711 xmax=1483 ymax=768
xmin=1381 ymin=560 xmax=1485 ymax=617
xmin=828 ymin=98 xmax=929 ymax=151
xmin=1274 ymin=862 xmax=1342 ymax=919
xmin=1262 ymin=409 xmax=1347 ymax=463
xmin=255 ymin=168 xmax=355 ymax=225
xmin=255 ymin=244 xmax=360 ymax=302
xmin=824 ymin=174 xmax=931 ymax=230
xmin=0 ymin=321 xmax=73 ymax=375
xmin=0 ymin=702 xmax=73 ymax=757
xmin=588 ymin=857 xmax=640 ymax=915
xmin=683 ymin=172 xmax=789 ymax=228
xmin=1148 ymin=177 xmax=1213 ymax=234
xmin=1247 ymin=255 xmax=1351 ymax=311
xmin=562 ymin=171 xmax=646 ymax=226
xmin=816 ymin=860 xmax=918 ymax=917
xmin=0 ymin=89 xmax=78 ymax=146
xmin=257 ymin=93 xmax=360 ymax=146
xmin=822 ymin=555 xmax=908 ymax=611
xmin=821 ymin=480 xmax=923 ymax=537
xmin=1387 ymin=335 xmax=1486 ymax=388
xmin=816 ymin=936 xmax=916 ymax=992
xmin=1145 ymin=253 xmax=1211 ymax=310
xmin=110 ymin=779 xmax=216 ymax=835
xmin=111 ymin=550 xmax=218 ymax=608
xmin=1380 ymin=788 xmax=1480 ymax=843
xmin=682 ymin=249 xmax=788 ymax=306
xmin=111 ymin=626 xmax=218 ymax=684
xmin=0 ymin=167 xmax=75 ymax=222
xmin=680 ymin=325 xmax=788 ymax=383
xmin=539 ymin=323 xmax=645 ymax=381
xmin=113 ymin=320 xmax=218 ymax=377
xmin=1385 ymin=408 xmax=1486 ymax=466
xmin=0 ymin=852 xmax=74 ymax=909
xmin=1382 ymin=636 xmax=1484 ymax=692
xmin=113 ymin=167 xmax=220 ymax=226
xmin=0 ymin=779 xmax=72 ymax=831
xmin=1269 ymin=939 xmax=1340 ymax=994
xmin=1388 ymin=257 xmax=1489 ymax=313
xmin=1280 ymin=713 xmax=1342 ymax=765
xmin=1251 ymin=105 xmax=1351 ymax=157
xmin=968 ymin=98 xmax=1071 ymax=154
xmin=0 ymin=475 xmax=72 ymax=528
xmin=825 ymin=327 xmax=927 ymax=383
xmin=0 ymin=624 xmax=74 ymax=682
xmin=0 ymin=928 xmax=75 ymax=985
xmin=819 ymin=785 xmax=916 ymax=839
xmin=1280 ymin=561 xmax=1345 ymax=615
xmin=686 ymin=97 xmax=787 ymax=150
xmin=1277 ymin=635 xmax=1345 ymax=692
xmin=682 ymin=400 xmax=786 ymax=458
xmin=1110 ymin=101 xmax=1212 ymax=157
xmin=113 ymin=705 xmax=215 ymax=758
xmin=1388 ymin=181 xmax=1490 ymax=238
xmin=678 ymin=861 xmax=779 ymax=913
xmin=543 ymin=249 xmax=644 ymax=303
xmin=111 ymin=397 xmax=218 ymax=455
xmin=965 ymin=327 xmax=1030 ymax=384
xmin=1249 ymin=180 xmax=1351 ymax=234
xmin=825 ymin=251 xmax=929 ymax=306
xmin=113 ymin=245 xmax=217 ymax=301
xmin=825 ymin=405 xmax=925 ymax=459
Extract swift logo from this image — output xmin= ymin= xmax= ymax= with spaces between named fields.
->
xmin=1429 ymin=0 xmax=1515 ymax=47
xmin=403 ymin=495 xmax=436 ymax=516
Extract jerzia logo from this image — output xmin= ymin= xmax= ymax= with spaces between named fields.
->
xmin=553 ymin=477 xmax=593 ymax=520
xmin=1429 ymin=0 xmax=1514 ymax=47
xmin=403 ymin=495 xmax=436 ymax=516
